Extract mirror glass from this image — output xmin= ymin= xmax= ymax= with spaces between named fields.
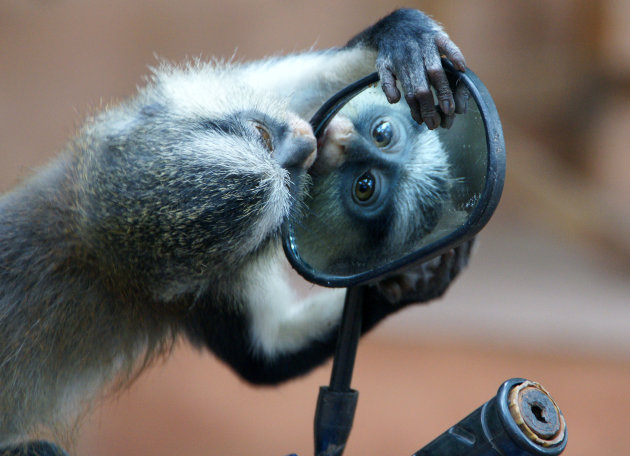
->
xmin=284 ymin=66 xmax=503 ymax=286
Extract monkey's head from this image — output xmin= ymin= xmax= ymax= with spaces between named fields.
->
xmin=296 ymin=87 xmax=457 ymax=273
xmin=72 ymin=63 xmax=316 ymax=298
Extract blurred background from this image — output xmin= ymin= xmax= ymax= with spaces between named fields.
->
xmin=1 ymin=0 xmax=629 ymax=454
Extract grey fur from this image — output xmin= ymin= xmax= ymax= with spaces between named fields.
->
xmin=0 ymin=46 xmax=378 ymax=444
xmin=0 ymin=61 xmax=315 ymax=442
xmin=0 ymin=9 xmax=470 ymax=452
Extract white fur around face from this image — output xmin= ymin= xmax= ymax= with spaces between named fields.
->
xmin=145 ymin=60 xmax=291 ymax=130
xmin=189 ymin=132 xmax=292 ymax=260
xmin=243 ymin=252 xmax=345 ymax=359
xmin=240 ymin=47 xmax=378 ymax=119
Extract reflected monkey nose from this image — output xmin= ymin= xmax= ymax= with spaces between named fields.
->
xmin=310 ymin=115 xmax=355 ymax=176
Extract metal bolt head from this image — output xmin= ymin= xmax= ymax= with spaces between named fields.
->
xmin=508 ymin=380 xmax=566 ymax=447
xmin=519 ymin=386 xmax=561 ymax=439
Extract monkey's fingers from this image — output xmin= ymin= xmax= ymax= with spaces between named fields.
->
xmin=399 ymin=66 xmax=441 ymax=130
xmin=454 ymin=84 xmax=470 ymax=115
xmin=376 ymin=58 xmax=402 ymax=104
xmin=395 ymin=39 xmax=461 ymax=129
xmin=375 ymin=42 xmax=449 ymax=128
xmin=435 ymin=32 xmax=467 ymax=72
xmin=440 ymin=84 xmax=470 ymax=128
xmin=460 ymin=237 xmax=476 ymax=265
xmin=442 ymin=238 xmax=475 ymax=282
xmin=441 ymin=110 xmax=455 ymax=129
xmin=429 ymin=248 xmax=456 ymax=291
xmin=376 ymin=278 xmax=403 ymax=305
xmin=407 ymin=238 xmax=476 ymax=304
xmin=424 ymin=42 xmax=456 ymax=118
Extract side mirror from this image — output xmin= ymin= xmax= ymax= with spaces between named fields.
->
xmin=283 ymin=60 xmax=505 ymax=287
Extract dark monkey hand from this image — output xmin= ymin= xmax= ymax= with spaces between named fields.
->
xmin=371 ymin=238 xmax=476 ymax=307
xmin=348 ymin=8 xmax=467 ymax=130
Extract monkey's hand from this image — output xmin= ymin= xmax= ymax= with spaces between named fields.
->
xmin=347 ymin=8 xmax=467 ymax=130
xmin=372 ymin=238 xmax=475 ymax=307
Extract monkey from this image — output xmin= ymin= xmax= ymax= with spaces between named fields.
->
xmin=0 ymin=9 xmax=473 ymax=455
xmin=293 ymin=84 xmax=471 ymax=275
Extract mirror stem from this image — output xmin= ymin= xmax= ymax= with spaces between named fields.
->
xmin=314 ymin=286 xmax=364 ymax=456
xmin=330 ymin=286 xmax=363 ymax=391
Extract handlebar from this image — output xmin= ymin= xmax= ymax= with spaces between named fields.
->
xmin=413 ymin=378 xmax=567 ymax=455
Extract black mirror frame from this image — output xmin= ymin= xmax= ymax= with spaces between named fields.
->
xmin=283 ymin=59 xmax=506 ymax=287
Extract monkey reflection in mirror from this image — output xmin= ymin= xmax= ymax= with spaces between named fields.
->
xmin=294 ymin=84 xmax=471 ymax=276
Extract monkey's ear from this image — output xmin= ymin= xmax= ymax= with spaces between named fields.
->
xmin=283 ymin=60 xmax=505 ymax=288
xmin=1 ymin=440 xmax=69 ymax=456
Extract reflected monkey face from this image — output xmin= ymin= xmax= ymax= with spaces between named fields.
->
xmin=284 ymin=65 xmax=503 ymax=286
xmin=302 ymin=88 xmax=457 ymax=271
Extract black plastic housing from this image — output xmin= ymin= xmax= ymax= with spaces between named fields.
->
xmin=413 ymin=378 xmax=568 ymax=456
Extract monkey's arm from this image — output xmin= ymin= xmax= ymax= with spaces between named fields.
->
xmin=240 ymin=9 xmax=465 ymax=127
xmin=184 ymin=241 xmax=473 ymax=385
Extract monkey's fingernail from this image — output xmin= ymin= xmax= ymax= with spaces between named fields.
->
xmin=379 ymin=282 xmax=401 ymax=304
xmin=440 ymin=100 xmax=453 ymax=116
xmin=462 ymin=100 xmax=469 ymax=114
xmin=425 ymin=116 xmax=438 ymax=130
xmin=382 ymin=84 xmax=400 ymax=104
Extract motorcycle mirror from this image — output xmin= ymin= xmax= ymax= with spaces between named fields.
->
xmin=283 ymin=60 xmax=505 ymax=287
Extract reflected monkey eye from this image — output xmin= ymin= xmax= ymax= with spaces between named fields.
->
xmin=371 ymin=120 xmax=393 ymax=147
xmin=253 ymin=123 xmax=274 ymax=152
xmin=354 ymin=172 xmax=376 ymax=202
